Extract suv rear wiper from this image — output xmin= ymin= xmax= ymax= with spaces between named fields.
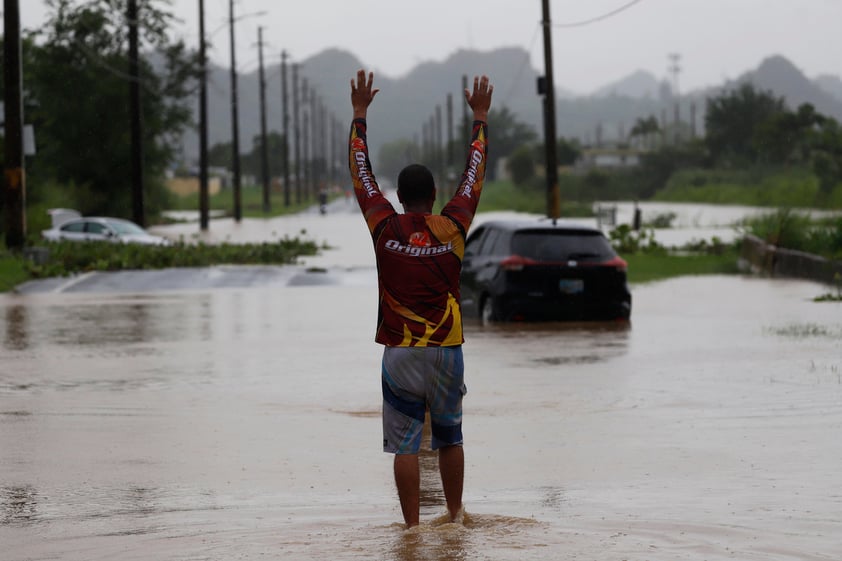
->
xmin=566 ymin=252 xmax=600 ymax=260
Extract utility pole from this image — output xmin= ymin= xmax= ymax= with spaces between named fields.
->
xmin=668 ymin=53 xmax=681 ymax=98
xmin=309 ymin=86 xmax=317 ymax=200
xmin=228 ymin=0 xmax=242 ymax=221
xmin=422 ymin=120 xmax=430 ymax=164
xmin=540 ymin=0 xmax=559 ymax=220
xmin=312 ymin=95 xmax=322 ymax=197
xmin=128 ymin=0 xmax=145 ymax=227
xmin=461 ymin=75 xmax=470 ymax=155
xmin=446 ymin=92 xmax=454 ymax=170
xmin=293 ymin=64 xmax=301 ymax=205
xmin=281 ymin=50 xmax=290 ymax=207
xmin=302 ymin=80 xmax=311 ymax=202
xmin=198 ymin=0 xmax=209 ymax=231
xmin=668 ymin=53 xmax=681 ymax=145
xmin=435 ymin=104 xmax=442 ymax=187
xmin=258 ymin=27 xmax=270 ymax=213
xmin=690 ymin=102 xmax=697 ymax=139
xmin=3 ymin=0 xmax=26 ymax=250
xmin=331 ymin=114 xmax=341 ymax=186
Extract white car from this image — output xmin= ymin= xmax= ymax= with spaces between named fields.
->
xmin=41 ymin=209 xmax=171 ymax=246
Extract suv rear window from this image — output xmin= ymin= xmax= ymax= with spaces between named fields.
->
xmin=511 ymin=230 xmax=616 ymax=262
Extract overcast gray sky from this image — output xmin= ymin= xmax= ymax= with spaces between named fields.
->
xmin=18 ymin=0 xmax=842 ymax=95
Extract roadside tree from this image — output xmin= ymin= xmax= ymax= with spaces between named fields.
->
xmin=24 ymin=0 xmax=199 ymax=218
xmin=704 ymin=83 xmax=786 ymax=167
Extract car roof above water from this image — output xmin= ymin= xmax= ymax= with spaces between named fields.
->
xmin=474 ymin=218 xmax=605 ymax=235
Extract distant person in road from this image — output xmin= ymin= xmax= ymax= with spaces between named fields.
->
xmin=318 ymin=188 xmax=328 ymax=215
xmin=348 ymin=69 xmax=493 ymax=528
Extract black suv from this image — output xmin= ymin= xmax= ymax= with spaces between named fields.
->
xmin=460 ymin=219 xmax=631 ymax=322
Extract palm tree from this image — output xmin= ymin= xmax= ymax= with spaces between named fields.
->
xmin=629 ymin=116 xmax=660 ymax=150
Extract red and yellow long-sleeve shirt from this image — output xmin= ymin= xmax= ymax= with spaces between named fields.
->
xmin=349 ymin=118 xmax=488 ymax=347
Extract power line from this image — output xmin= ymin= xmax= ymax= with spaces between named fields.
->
xmin=496 ymin=0 xmax=646 ymax=107
xmin=552 ymin=0 xmax=644 ymax=28
xmin=501 ymin=23 xmax=542 ymax=106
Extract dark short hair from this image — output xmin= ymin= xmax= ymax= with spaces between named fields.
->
xmin=397 ymin=164 xmax=435 ymax=204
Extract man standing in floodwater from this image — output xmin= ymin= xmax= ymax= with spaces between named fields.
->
xmin=348 ymin=69 xmax=493 ymax=528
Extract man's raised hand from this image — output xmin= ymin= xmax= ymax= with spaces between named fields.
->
xmin=351 ymin=70 xmax=379 ymax=119
xmin=464 ymin=75 xmax=493 ymax=122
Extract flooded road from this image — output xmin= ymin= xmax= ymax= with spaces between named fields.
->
xmin=2 ymin=205 xmax=842 ymax=560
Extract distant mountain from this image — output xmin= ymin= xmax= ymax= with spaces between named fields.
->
xmin=814 ymin=74 xmax=842 ymax=102
xmin=187 ymin=46 xmax=548 ymax=161
xmin=729 ymin=55 xmax=842 ymax=121
xmin=592 ymin=70 xmax=665 ymax=99
xmin=179 ymin=50 xmax=842 ymax=164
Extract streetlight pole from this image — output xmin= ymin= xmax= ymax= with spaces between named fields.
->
xmin=228 ymin=0 xmax=242 ymax=222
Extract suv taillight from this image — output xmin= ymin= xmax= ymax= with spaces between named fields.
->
xmin=602 ymin=256 xmax=628 ymax=272
xmin=500 ymin=255 xmax=538 ymax=271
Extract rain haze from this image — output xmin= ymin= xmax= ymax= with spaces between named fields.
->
xmin=5 ymin=1 xmax=842 ymax=559
xmin=19 ymin=0 xmax=842 ymax=95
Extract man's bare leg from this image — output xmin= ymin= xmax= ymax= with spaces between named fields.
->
xmin=438 ymin=444 xmax=464 ymax=521
xmin=394 ymin=453 xmax=420 ymax=527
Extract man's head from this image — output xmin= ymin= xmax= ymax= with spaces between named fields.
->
xmin=397 ymin=164 xmax=436 ymax=211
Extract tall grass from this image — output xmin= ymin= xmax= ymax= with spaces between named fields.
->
xmin=476 ymin=179 xmax=594 ymax=216
xmin=655 ymin=167 xmax=842 ymax=208
xmin=0 ymin=253 xmax=30 ymax=291
xmin=741 ymin=209 xmax=842 ymax=259
xmin=167 ymin=185 xmax=323 ymax=218
xmin=625 ymin=251 xmax=741 ymax=285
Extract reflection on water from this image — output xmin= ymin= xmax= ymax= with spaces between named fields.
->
xmin=467 ymin=319 xmax=631 ymax=370
xmin=4 ymin=304 xmax=28 ymax=351
xmin=0 ymin=485 xmax=38 ymax=525
xmin=386 ymin=510 xmax=546 ymax=561
xmin=0 ymin=293 xmax=223 ymax=352
xmin=388 ymin=521 xmax=469 ymax=561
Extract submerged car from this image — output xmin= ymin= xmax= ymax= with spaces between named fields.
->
xmin=41 ymin=209 xmax=171 ymax=246
xmin=460 ymin=219 xmax=631 ymax=322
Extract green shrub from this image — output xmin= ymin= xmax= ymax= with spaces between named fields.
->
xmin=608 ymin=224 xmax=665 ymax=255
xmin=24 ymin=238 xmax=323 ymax=279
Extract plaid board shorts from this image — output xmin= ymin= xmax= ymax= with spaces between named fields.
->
xmin=381 ymin=345 xmax=467 ymax=454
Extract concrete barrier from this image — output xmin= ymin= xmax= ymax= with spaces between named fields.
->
xmin=739 ymin=234 xmax=842 ymax=285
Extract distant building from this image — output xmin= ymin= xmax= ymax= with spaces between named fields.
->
xmin=166 ymin=176 xmax=223 ymax=197
xmin=576 ymin=147 xmax=641 ymax=170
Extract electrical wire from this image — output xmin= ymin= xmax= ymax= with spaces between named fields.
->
xmin=552 ymin=0 xmax=644 ymax=28
xmin=500 ymin=23 xmax=542 ymax=106
xmin=493 ymin=0 xmax=647 ymax=106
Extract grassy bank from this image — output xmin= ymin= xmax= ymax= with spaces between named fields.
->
xmin=166 ymin=186 xmax=333 ymax=219
xmin=475 ymin=179 xmax=594 ymax=216
xmin=625 ymin=250 xmax=741 ymax=285
xmin=0 ymin=254 xmax=30 ymax=292
xmin=655 ymin=167 xmax=842 ymax=209
xmin=1 ymin=244 xmax=741 ymax=293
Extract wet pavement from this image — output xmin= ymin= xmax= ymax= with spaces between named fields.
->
xmin=2 ymin=203 xmax=841 ymax=560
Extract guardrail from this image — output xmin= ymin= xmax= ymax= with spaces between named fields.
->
xmin=739 ymin=234 xmax=842 ymax=285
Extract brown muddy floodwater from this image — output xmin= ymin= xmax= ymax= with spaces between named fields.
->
xmin=2 ymin=272 xmax=841 ymax=560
